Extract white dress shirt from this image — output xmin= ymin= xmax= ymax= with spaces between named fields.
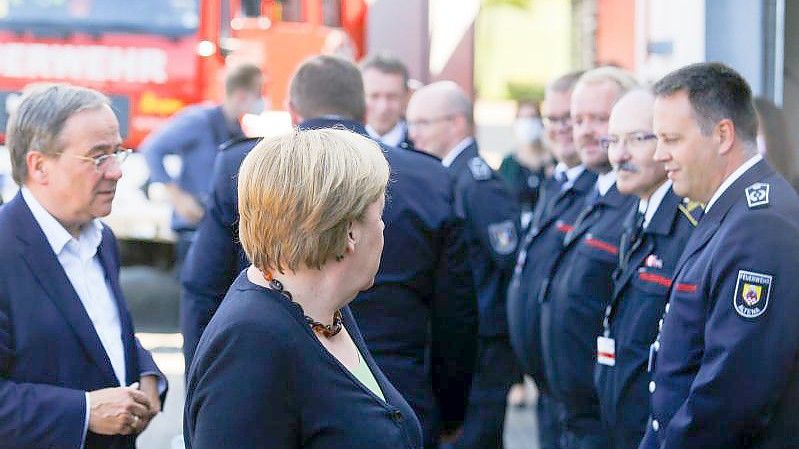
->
xmin=442 ymin=137 xmax=475 ymax=167
xmin=366 ymin=121 xmax=408 ymax=148
xmin=596 ymin=170 xmax=618 ymax=196
xmin=22 ymin=187 xmax=126 ymax=445
xmin=554 ymin=163 xmax=586 ymax=191
xmin=638 ymin=180 xmax=673 ymax=229
xmin=704 ymin=154 xmax=763 ymax=212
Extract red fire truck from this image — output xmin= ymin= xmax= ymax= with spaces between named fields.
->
xmin=0 ymin=0 xmax=367 ymax=147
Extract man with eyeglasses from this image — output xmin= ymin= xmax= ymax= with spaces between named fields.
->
xmin=506 ymin=70 xmax=597 ymax=449
xmin=537 ymin=67 xmax=637 ymax=449
xmin=0 ymin=83 xmax=166 ymax=448
xmin=593 ymin=88 xmax=700 ymax=449
xmin=407 ymin=81 xmax=521 ymax=449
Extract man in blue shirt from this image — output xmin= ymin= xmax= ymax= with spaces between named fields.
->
xmin=141 ymin=63 xmax=263 ymax=267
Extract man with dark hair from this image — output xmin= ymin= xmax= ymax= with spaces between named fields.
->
xmin=638 ymin=62 xmax=799 ymax=449
xmin=142 ymin=63 xmax=263 ymax=268
xmin=181 ymin=55 xmax=478 ymax=449
xmin=506 ymin=69 xmax=594 ymax=449
xmin=360 ymin=52 xmax=415 ymax=150
xmin=0 ymin=83 xmax=166 ymax=448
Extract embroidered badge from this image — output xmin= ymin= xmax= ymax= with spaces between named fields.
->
xmin=733 ymin=270 xmax=772 ymax=318
xmin=468 ymin=157 xmax=492 ymax=181
xmin=745 ymin=183 xmax=770 ymax=208
xmin=487 ymin=220 xmax=518 ymax=255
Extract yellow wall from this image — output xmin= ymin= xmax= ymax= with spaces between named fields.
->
xmin=475 ymin=0 xmax=572 ymax=100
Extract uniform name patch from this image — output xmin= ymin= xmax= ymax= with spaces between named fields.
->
xmin=733 ymin=270 xmax=772 ymax=318
xmin=488 ymin=220 xmax=518 ymax=255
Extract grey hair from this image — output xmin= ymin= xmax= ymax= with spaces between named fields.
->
xmin=575 ymin=66 xmax=639 ymax=97
xmin=416 ymin=80 xmax=474 ymax=128
xmin=7 ymin=83 xmax=110 ymax=185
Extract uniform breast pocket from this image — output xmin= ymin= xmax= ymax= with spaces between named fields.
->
xmin=568 ymin=235 xmax=619 ymax=298
xmin=625 ymin=269 xmax=672 ymax=345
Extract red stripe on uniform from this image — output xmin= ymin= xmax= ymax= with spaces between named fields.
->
xmin=638 ymin=272 xmax=672 ymax=287
xmin=585 ymin=237 xmax=619 ymax=255
xmin=598 ymin=352 xmax=615 ymax=359
xmin=557 ymin=223 xmax=574 ymax=233
xmin=675 ymin=283 xmax=697 ymax=293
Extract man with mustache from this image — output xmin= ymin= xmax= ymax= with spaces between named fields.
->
xmin=538 ymin=67 xmax=637 ymax=449
xmin=506 ymin=70 xmax=595 ymax=449
xmin=639 ymin=62 xmax=799 ymax=449
xmin=594 ymin=88 xmax=700 ymax=449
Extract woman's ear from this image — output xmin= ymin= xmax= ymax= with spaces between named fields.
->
xmin=345 ymin=223 xmax=357 ymax=254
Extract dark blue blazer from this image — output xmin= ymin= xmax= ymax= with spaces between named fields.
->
xmin=540 ymin=183 xmax=636 ymax=411
xmin=506 ymin=168 xmax=597 ymax=389
xmin=448 ymin=142 xmax=520 ymax=337
xmin=640 ymin=160 xmax=799 ymax=449
xmin=185 ymin=273 xmax=423 ymax=449
xmin=181 ymin=118 xmax=478 ymax=447
xmin=595 ymin=188 xmax=698 ymax=449
xmin=0 ymin=193 xmax=165 ymax=449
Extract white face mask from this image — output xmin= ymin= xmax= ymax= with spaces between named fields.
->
xmin=513 ymin=117 xmax=544 ymax=144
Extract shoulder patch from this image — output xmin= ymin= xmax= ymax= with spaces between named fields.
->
xmin=487 ymin=220 xmax=518 ymax=255
xmin=745 ymin=182 xmax=770 ymax=208
xmin=733 ymin=270 xmax=772 ymax=318
xmin=468 ymin=157 xmax=492 ymax=181
xmin=678 ymin=201 xmax=703 ymax=226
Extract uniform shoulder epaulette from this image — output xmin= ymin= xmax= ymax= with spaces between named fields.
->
xmin=218 ymin=136 xmax=261 ymax=152
xmin=468 ymin=157 xmax=492 ymax=181
xmin=678 ymin=199 xmax=703 ymax=227
xmin=745 ymin=182 xmax=770 ymax=209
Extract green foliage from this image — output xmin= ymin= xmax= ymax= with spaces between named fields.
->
xmin=506 ymin=80 xmax=545 ymax=102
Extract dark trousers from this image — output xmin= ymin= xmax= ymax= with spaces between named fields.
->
xmin=558 ymin=402 xmax=608 ymax=449
xmin=454 ymin=337 xmax=522 ymax=449
xmin=537 ymin=391 xmax=563 ymax=449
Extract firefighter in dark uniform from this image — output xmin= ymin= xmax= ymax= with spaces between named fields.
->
xmin=407 ymin=81 xmax=519 ymax=449
xmin=539 ymin=67 xmax=638 ymax=449
xmin=638 ymin=63 xmax=799 ymax=449
xmin=593 ymin=89 xmax=700 ymax=449
xmin=505 ymin=70 xmax=592 ymax=449
xmin=181 ymin=56 xmax=478 ymax=449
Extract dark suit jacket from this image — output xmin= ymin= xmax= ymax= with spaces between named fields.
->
xmin=181 ymin=118 xmax=477 ymax=447
xmin=0 ymin=193 xmax=165 ymax=449
xmin=185 ymin=273 xmax=423 ymax=449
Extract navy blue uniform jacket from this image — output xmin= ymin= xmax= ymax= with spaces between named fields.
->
xmin=506 ymin=169 xmax=597 ymax=389
xmin=0 ymin=193 xmax=165 ymax=449
xmin=185 ymin=273 xmax=423 ymax=449
xmin=540 ymin=183 xmax=635 ymax=410
xmin=640 ymin=160 xmax=799 ymax=449
xmin=181 ymin=119 xmax=478 ymax=445
xmin=595 ymin=188 xmax=697 ymax=449
xmin=448 ymin=142 xmax=520 ymax=337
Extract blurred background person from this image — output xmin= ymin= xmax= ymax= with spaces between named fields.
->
xmin=141 ymin=63 xmax=263 ymax=270
xmin=498 ymin=99 xmax=553 ymax=229
xmin=753 ymin=96 xmax=799 ymax=191
xmin=361 ymin=52 xmax=416 ymax=150
xmin=185 ymin=128 xmax=423 ymax=449
xmin=408 ymin=81 xmax=521 ymax=449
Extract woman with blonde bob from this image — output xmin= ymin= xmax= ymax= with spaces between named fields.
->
xmin=184 ymin=128 xmax=423 ymax=449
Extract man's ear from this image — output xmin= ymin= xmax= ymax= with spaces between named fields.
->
xmin=26 ymin=151 xmax=49 ymax=184
xmin=716 ymin=118 xmax=736 ymax=155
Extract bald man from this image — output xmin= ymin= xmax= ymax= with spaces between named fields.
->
xmin=408 ymin=82 xmax=521 ymax=449
xmin=594 ymin=89 xmax=699 ymax=449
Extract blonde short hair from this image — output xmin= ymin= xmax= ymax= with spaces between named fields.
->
xmin=576 ymin=66 xmax=639 ymax=96
xmin=238 ymin=128 xmax=389 ymax=273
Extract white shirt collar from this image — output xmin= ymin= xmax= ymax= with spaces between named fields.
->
xmin=638 ymin=180 xmax=673 ymax=228
xmin=366 ymin=121 xmax=407 ymax=148
xmin=596 ymin=170 xmax=617 ymax=196
xmin=705 ymin=154 xmax=763 ymax=212
xmin=555 ymin=163 xmax=586 ymax=183
xmin=441 ymin=137 xmax=475 ymax=167
xmin=21 ymin=187 xmax=104 ymax=256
